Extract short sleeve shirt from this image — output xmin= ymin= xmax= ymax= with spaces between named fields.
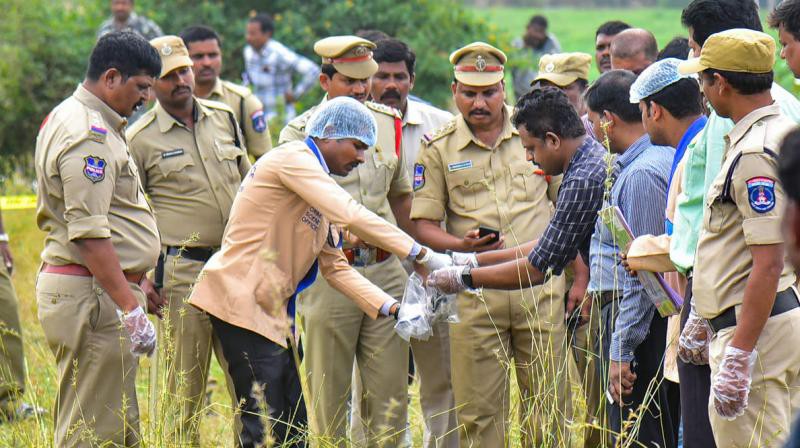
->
xmin=35 ymin=85 xmax=160 ymax=273
xmin=693 ymin=104 xmax=798 ymax=318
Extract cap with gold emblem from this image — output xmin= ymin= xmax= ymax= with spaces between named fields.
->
xmin=150 ymin=35 xmax=194 ymax=78
xmin=678 ymin=28 xmax=775 ymax=75
xmin=533 ymin=52 xmax=592 ymax=87
xmin=449 ymin=42 xmax=507 ymax=87
xmin=314 ymin=36 xmax=378 ymax=80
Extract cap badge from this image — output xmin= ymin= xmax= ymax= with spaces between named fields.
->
xmin=475 ymin=55 xmax=487 ymax=72
xmin=161 ymin=44 xmax=173 ymax=56
xmin=545 ymin=62 xmax=555 ymax=73
xmin=354 ymin=46 xmax=367 ymax=57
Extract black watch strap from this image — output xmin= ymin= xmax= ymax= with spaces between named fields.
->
xmin=391 ymin=304 xmax=400 ymax=320
xmin=461 ymin=266 xmax=474 ymax=289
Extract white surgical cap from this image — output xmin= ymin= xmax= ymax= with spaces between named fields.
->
xmin=306 ymin=96 xmax=378 ymax=147
xmin=629 ymin=58 xmax=690 ymax=103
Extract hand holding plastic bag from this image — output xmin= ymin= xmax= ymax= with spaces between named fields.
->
xmin=678 ymin=306 xmax=713 ymax=365
xmin=416 ymin=247 xmax=453 ymax=271
xmin=427 ymin=265 xmax=468 ymax=295
xmin=395 ymin=273 xmax=459 ymax=341
xmin=450 ymin=251 xmax=478 ymax=268
xmin=712 ymin=346 xmax=757 ymax=420
xmin=118 ymin=306 xmax=157 ymax=356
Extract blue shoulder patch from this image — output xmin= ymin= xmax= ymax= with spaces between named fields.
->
xmin=83 ymin=155 xmax=107 ymax=183
xmin=251 ymin=109 xmax=267 ymax=133
xmin=413 ymin=163 xmax=425 ymax=191
xmin=746 ymin=176 xmax=776 ymax=213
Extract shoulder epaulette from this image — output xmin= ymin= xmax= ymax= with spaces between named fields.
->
xmin=124 ymin=109 xmax=157 ymax=140
xmin=221 ymin=80 xmax=252 ymax=99
xmin=366 ymin=101 xmax=402 ymax=119
xmin=422 ymin=118 xmax=457 ymax=145
xmin=198 ymin=98 xmax=235 ymax=114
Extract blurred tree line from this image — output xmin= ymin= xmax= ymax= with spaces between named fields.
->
xmin=0 ymin=0 xmax=506 ymax=180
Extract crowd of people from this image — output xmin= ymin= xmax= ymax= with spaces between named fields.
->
xmin=1 ymin=0 xmax=800 ymax=447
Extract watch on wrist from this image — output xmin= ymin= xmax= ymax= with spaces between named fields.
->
xmin=0 ymin=233 xmax=8 ymax=243
xmin=391 ymin=304 xmax=401 ymax=320
xmin=461 ymin=266 xmax=474 ymax=289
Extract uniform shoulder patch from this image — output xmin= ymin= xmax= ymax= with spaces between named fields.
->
xmin=83 ymin=155 xmax=107 ymax=183
xmin=366 ymin=101 xmax=402 ymax=119
xmin=746 ymin=176 xmax=776 ymax=213
xmin=250 ymin=109 xmax=267 ymax=133
xmin=424 ymin=119 xmax=457 ymax=145
xmin=221 ymin=80 xmax=252 ymax=99
xmin=413 ymin=163 xmax=426 ymax=191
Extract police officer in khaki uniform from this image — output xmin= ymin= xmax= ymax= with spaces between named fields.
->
xmin=278 ymin=36 xmax=413 ymax=446
xmin=411 ymin=42 xmax=569 ymax=447
xmin=678 ymin=29 xmax=800 ymax=447
xmin=34 ymin=32 xmax=162 ymax=447
xmin=126 ymin=35 xmax=250 ymax=445
xmin=180 ymin=25 xmax=272 ymax=158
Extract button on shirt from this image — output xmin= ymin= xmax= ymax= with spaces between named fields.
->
xmin=127 ymin=99 xmax=251 ymax=248
xmin=35 ymin=85 xmax=160 ymax=273
xmin=597 ymin=135 xmax=674 ymax=362
xmin=692 ymin=104 xmax=797 ymax=319
xmin=401 ymin=99 xmax=453 ymax=179
xmin=528 ymin=137 xmax=607 ymax=275
xmin=243 ymin=40 xmax=320 ymax=121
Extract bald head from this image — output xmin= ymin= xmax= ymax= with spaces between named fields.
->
xmin=610 ymin=28 xmax=658 ymax=75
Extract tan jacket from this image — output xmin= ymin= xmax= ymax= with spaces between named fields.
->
xmin=188 ymin=140 xmax=416 ymax=346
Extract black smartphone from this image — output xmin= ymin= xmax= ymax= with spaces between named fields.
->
xmin=478 ymin=226 xmax=500 ymax=244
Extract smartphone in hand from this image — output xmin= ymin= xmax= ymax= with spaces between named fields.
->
xmin=478 ymin=226 xmax=500 ymax=244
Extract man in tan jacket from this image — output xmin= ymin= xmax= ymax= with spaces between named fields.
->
xmin=188 ymin=97 xmax=450 ymax=448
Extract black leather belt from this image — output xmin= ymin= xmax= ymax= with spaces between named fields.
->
xmin=593 ymin=290 xmax=622 ymax=308
xmin=165 ymin=246 xmax=217 ymax=263
xmin=708 ymin=287 xmax=800 ymax=333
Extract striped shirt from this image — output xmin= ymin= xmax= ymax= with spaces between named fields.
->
xmin=598 ymin=135 xmax=674 ymax=362
xmin=528 ymin=136 xmax=607 ymax=275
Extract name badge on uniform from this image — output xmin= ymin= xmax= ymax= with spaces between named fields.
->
xmin=251 ymin=109 xmax=267 ymax=133
xmin=447 ymin=160 xmax=473 ymax=172
xmin=746 ymin=176 xmax=776 ymax=213
xmin=413 ymin=164 xmax=426 ymax=191
xmin=161 ymin=149 xmax=185 ymax=159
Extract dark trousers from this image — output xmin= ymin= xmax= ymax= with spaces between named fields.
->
xmin=210 ymin=316 xmax=307 ymax=448
xmin=601 ymin=301 xmax=680 ymax=447
xmin=676 ymin=278 xmax=716 ymax=448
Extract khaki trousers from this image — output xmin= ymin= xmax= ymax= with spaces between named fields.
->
xmin=0 ymin=264 xmax=25 ymax=409
xmin=449 ymin=276 xmax=571 ymax=448
xmin=36 ymin=273 xmax=144 ymax=447
xmin=299 ymin=256 xmax=409 ymax=447
xmin=159 ymin=253 xmax=236 ymax=446
xmin=709 ymin=306 xmax=800 ymax=448
xmin=569 ymin=294 xmax=603 ymax=448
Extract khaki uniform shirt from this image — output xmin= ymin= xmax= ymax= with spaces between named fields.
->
xmin=410 ymin=109 xmax=560 ymax=245
xmin=188 ymin=140 xmax=415 ymax=346
xmin=35 ymin=85 xmax=160 ymax=273
xmin=400 ymin=100 xmax=453 ymax=180
xmin=693 ymin=104 xmax=797 ymax=319
xmin=127 ymin=98 xmax=252 ymax=248
xmin=203 ymin=78 xmax=272 ymax=158
xmin=279 ymin=100 xmax=411 ymax=226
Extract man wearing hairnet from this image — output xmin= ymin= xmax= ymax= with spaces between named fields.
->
xmin=187 ymin=97 xmax=452 ymax=448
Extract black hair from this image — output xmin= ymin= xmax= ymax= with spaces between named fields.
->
xmin=320 ymin=63 xmax=337 ymax=78
xmin=529 ymin=15 xmax=548 ymax=29
xmin=180 ymin=25 xmax=220 ymax=46
xmin=513 ymin=87 xmax=585 ymax=139
xmin=681 ymin=0 xmax=762 ymax=46
xmin=779 ymin=127 xmax=800 ymax=201
xmin=769 ymin=0 xmax=800 ymax=41
xmin=584 ymin=69 xmax=640 ymax=123
xmin=657 ymin=37 xmax=690 ymax=60
xmin=355 ymin=29 xmax=390 ymax=43
xmin=249 ymin=13 xmax=274 ymax=34
xmin=701 ymin=68 xmax=773 ymax=95
xmin=86 ymin=31 xmax=160 ymax=81
xmin=642 ymin=78 xmax=703 ymax=119
xmin=596 ymin=20 xmax=631 ymax=38
xmin=373 ymin=38 xmax=416 ymax=75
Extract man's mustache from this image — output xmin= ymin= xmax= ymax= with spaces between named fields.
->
xmin=380 ymin=90 xmax=401 ymax=101
xmin=172 ymin=86 xmax=191 ymax=96
xmin=470 ymin=109 xmax=490 ymax=116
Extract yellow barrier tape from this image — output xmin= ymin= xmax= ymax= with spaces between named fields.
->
xmin=0 ymin=195 xmax=36 ymax=210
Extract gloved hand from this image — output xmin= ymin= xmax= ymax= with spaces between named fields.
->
xmin=117 ymin=306 xmax=157 ymax=357
xmin=416 ymin=247 xmax=453 ymax=271
xmin=712 ymin=345 xmax=757 ymax=420
xmin=678 ymin=306 xmax=713 ymax=365
xmin=427 ymin=265 xmax=468 ymax=295
xmin=450 ymin=251 xmax=478 ymax=268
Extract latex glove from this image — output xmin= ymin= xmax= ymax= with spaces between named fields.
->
xmin=678 ymin=307 xmax=713 ymax=365
xmin=416 ymin=247 xmax=453 ymax=271
xmin=450 ymin=251 xmax=478 ymax=268
xmin=427 ymin=265 xmax=467 ymax=295
xmin=117 ymin=307 xmax=157 ymax=357
xmin=712 ymin=346 xmax=757 ymax=420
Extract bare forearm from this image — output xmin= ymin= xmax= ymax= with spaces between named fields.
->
xmin=389 ymin=193 xmax=415 ymax=238
xmin=414 ymin=219 xmax=463 ymax=252
xmin=730 ymin=245 xmax=784 ymax=351
xmin=75 ymin=238 xmax=139 ymax=312
xmin=471 ymin=258 xmax=545 ymax=290
xmin=475 ymin=239 xmax=538 ymax=266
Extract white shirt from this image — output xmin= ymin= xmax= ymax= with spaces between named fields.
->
xmin=401 ymin=99 xmax=453 ymax=178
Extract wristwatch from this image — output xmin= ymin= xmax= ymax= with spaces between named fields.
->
xmin=461 ymin=266 xmax=474 ymax=289
xmin=391 ymin=304 xmax=401 ymax=320
xmin=0 ymin=233 xmax=8 ymax=243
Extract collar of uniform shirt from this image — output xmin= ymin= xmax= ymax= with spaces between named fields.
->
xmin=155 ymin=99 xmax=207 ymax=133
xmin=454 ymin=106 xmax=516 ymax=151
xmin=304 ymin=136 xmax=330 ymax=174
xmin=615 ymin=133 xmax=652 ymax=170
xmin=724 ymin=102 xmax=781 ymax=149
xmin=402 ymin=100 xmax=424 ymax=126
xmin=74 ymin=85 xmax=127 ymax=133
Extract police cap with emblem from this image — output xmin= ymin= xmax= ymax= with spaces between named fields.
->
xmin=314 ymin=36 xmax=378 ymax=80
xmin=678 ymin=28 xmax=775 ymax=75
xmin=449 ymin=42 xmax=507 ymax=87
xmin=150 ymin=35 xmax=194 ymax=78
xmin=533 ymin=52 xmax=592 ymax=87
